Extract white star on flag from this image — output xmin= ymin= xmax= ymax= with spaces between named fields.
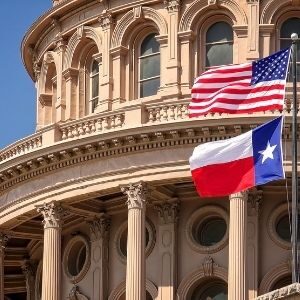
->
xmin=258 ymin=141 xmax=277 ymax=163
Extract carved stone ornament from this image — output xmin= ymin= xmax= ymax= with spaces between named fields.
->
xmin=98 ymin=12 xmax=114 ymax=30
xmin=154 ymin=202 xmax=179 ymax=224
xmin=202 ymin=256 xmax=217 ymax=277
xmin=36 ymin=201 xmax=66 ymax=229
xmin=133 ymin=6 xmax=143 ymax=19
xmin=68 ymin=285 xmax=89 ymax=300
xmin=255 ymin=283 xmax=300 ymax=300
xmin=0 ymin=233 xmax=9 ymax=253
xmin=248 ymin=188 xmax=263 ymax=216
xmin=21 ymin=260 xmax=37 ymax=278
xmin=164 ymin=0 xmax=181 ymax=12
xmin=121 ymin=182 xmax=147 ymax=210
xmin=88 ymin=215 xmax=111 ymax=241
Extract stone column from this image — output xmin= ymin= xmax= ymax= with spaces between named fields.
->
xmin=154 ymin=202 xmax=179 ymax=300
xmin=247 ymin=189 xmax=262 ymax=300
xmin=36 ymin=202 xmax=65 ymax=300
xmin=121 ymin=182 xmax=147 ymax=300
xmin=88 ymin=215 xmax=111 ymax=300
xmin=228 ymin=192 xmax=248 ymax=300
xmin=0 ymin=233 xmax=8 ymax=300
xmin=21 ymin=260 xmax=37 ymax=300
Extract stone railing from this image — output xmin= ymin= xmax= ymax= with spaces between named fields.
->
xmin=60 ymin=112 xmax=125 ymax=141
xmin=0 ymin=133 xmax=42 ymax=163
xmin=255 ymin=283 xmax=300 ymax=299
xmin=146 ymin=101 xmax=189 ymax=123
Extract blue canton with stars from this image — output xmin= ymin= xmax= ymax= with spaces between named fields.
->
xmin=251 ymin=48 xmax=291 ymax=85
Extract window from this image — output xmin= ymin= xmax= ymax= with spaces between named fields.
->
xmin=280 ymin=17 xmax=300 ymax=79
xmin=90 ymin=59 xmax=100 ymax=113
xmin=191 ymin=280 xmax=228 ymax=300
xmin=205 ymin=22 xmax=233 ymax=69
xmin=139 ymin=33 xmax=160 ymax=98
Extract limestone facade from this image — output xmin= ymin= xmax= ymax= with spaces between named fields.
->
xmin=1 ymin=0 xmax=300 ymax=299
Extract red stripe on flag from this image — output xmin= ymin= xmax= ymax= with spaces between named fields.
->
xmin=191 ymin=157 xmax=255 ymax=197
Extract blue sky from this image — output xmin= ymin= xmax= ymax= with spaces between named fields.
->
xmin=0 ymin=1 xmax=51 ymax=149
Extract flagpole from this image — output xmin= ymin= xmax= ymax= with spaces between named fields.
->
xmin=291 ymin=32 xmax=299 ymax=283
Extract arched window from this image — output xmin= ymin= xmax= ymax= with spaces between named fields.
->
xmin=89 ymin=59 xmax=100 ymax=113
xmin=205 ymin=22 xmax=233 ymax=69
xmin=280 ymin=17 xmax=300 ymax=79
xmin=190 ymin=280 xmax=228 ymax=299
xmin=139 ymin=33 xmax=160 ymax=98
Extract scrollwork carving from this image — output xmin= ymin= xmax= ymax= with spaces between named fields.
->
xmin=154 ymin=202 xmax=179 ymax=224
xmin=88 ymin=215 xmax=111 ymax=241
xmin=121 ymin=182 xmax=147 ymax=209
xmin=36 ymin=201 xmax=66 ymax=229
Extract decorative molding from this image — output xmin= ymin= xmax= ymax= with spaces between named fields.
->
xmin=179 ymin=0 xmax=247 ymax=32
xmin=164 ymin=0 xmax=181 ymax=12
xmin=111 ymin=6 xmax=167 ymax=48
xmin=154 ymin=202 xmax=179 ymax=224
xmin=68 ymin=285 xmax=89 ymax=300
xmin=256 ymin=283 xmax=300 ymax=299
xmin=108 ymin=279 xmax=158 ymax=300
xmin=177 ymin=264 xmax=228 ymax=299
xmin=202 ymin=256 xmax=218 ymax=277
xmin=0 ymin=233 xmax=9 ymax=253
xmin=88 ymin=215 xmax=111 ymax=241
xmin=121 ymin=182 xmax=147 ymax=210
xmin=259 ymin=259 xmax=292 ymax=294
xmin=98 ymin=12 xmax=114 ymax=30
xmin=36 ymin=201 xmax=66 ymax=229
xmin=248 ymin=188 xmax=263 ymax=216
xmin=64 ymin=26 xmax=102 ymax=70
xmin=21 ymin=260 xmax=37 ymax=277
xmin=267 ymin=202 xmax=291 ymax=250
xmin=260 ymin=0 xmax=291 ymax=24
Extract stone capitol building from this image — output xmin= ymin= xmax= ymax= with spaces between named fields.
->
xmin=0 ymin=0 xmax=300 ymax=299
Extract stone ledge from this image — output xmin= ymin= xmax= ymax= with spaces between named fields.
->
xmin=256 ymin=283 xmax=300 ymax=300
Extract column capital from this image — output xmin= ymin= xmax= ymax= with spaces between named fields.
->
xmin=21 ymin=260 xmax=37 ymax=278
xmin=36 ymin=201 xmax=66 ymax=229
xmin=88 ymin=215 xmax=111 ymax=241
xmin=164 ymin=0 xmax=181 ymax=12
xmin=248 ymin=188 xmax=263 ymax=216
xmin=0 ymin=233 xmax=9 ymax=253
xmin=154 ymin=202 xmax=179 ymax=224
xmin=98 ymin=12 xmax=114 ymax=30
xmin=229 ymin=191 xmax=248 ymax=201
xmin=121 ymin=182 xmax=148 ymax=209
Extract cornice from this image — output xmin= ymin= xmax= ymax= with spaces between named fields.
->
xmin=0 ymin=117 xmax=292 ymax=197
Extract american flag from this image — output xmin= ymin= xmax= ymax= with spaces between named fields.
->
xmin=189 ymin=48 xmax=291 ymax=117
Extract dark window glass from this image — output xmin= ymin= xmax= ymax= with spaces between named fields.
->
xmin=206 ymin=22 xmax=233 ymax=68
xmin=139 ymin=33 xmax=160 ymax=97
xmin=191 ymin=281 xmax=228 ymax=300
xmin=90 ymin=59 xmax=99 ymax=112
xmin=195 ymin=217 xmax=227 ymax=246
xmin=275 ymin=214 xmax=299 ymax=242
xmin=68 ymin=241 xmax=87 ymax=276
xmin=280 ymin=18 xmax=300 ymax=80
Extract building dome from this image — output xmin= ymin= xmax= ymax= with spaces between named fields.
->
xmin=1 ymin=0 xmax=299 ymax=299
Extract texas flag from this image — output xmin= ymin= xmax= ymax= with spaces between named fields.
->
xmin=189 ymin=116 xmax=284 ymax=197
